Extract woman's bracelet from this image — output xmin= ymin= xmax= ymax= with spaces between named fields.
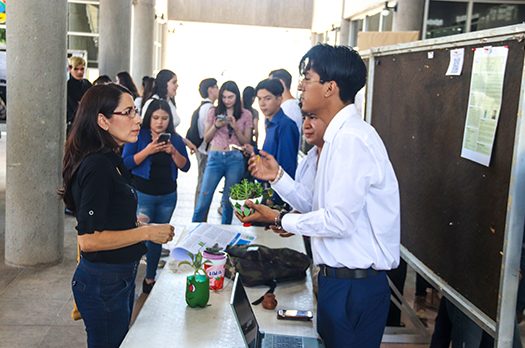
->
xmin=269 ymin=166 xmax=284 ymax=185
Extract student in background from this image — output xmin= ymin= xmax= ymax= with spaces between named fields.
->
xmin=116 ymin=71 xmax=140 ymax=100
xmin=242 ymin=86 xmax=259 ymax=147
xmin=269 ymin=68 xmax=302 ymax=150
xmin=242 ymin=78 xmax=299 ymax=206
xmin=122 ymin=99 xmax=190 ymax=294
xmin=67 ymin=56 xmax=92 ymax=136
xmin=192 ymin=81 xmax=253 ymax=224
xmin=142 ymin=69 xmax=198 ymax=154
xmin=192 ymin=78 xmax=219 ymax=220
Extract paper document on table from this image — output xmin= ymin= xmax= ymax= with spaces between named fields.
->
xmin=171 ymin=223 xmax=256 ymax=262
xmin=461 ymin=46 xmax=508 ymax=166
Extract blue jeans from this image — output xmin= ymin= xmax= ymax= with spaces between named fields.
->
xmin=72 ymin=258 xmax=139 ymax=348
xmin=317 ymin=271 xmax=390 ymax=348
xmin=192 ymin=150 xmax=244 ymax=224
xmin=137 ymin=190 xmax=177 ymax=280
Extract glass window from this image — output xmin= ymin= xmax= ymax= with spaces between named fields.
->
xmin=426 ymin=1 xmax=468 ymax=39
xmin=68 ymin=3 xmax=99 ymax=34
xmin=383 ymin=10 xmax=393 ymax=32
xmin=68 ymin=35 xmax=98 ymax=68
xmin=350 ymin=19 xmax=363 ymax=47
xmin=471 ymin=3 xmax=525 ymax=32
xmin=367 ymin=13 xmax=381 ymax=31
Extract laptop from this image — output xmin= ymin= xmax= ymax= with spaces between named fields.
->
xmin=230 ymin=273 xmax=325 ymax=348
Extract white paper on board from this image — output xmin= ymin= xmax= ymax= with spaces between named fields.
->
xmin=446 ymin=48 xmax=465 ymax=76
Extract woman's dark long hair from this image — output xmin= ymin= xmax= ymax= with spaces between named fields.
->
xmin=215 ymin=81 xmax=242 ymax=120
xmin=152 ymin=69 xmax=176 ymax=106
xmin=117 ymin=71 xmax=140 ymax=99
xmin=142 ymin=99 xmax=175 ymax=134
xmin=242 ymin=86 xmax=255 ymax=114
xmin=140 ymin=77 xmax=155 ymax=112
xmin=59 ymin=83 xmax=131 ymax=211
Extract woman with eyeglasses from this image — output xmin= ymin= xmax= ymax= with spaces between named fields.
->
xmin=122 ymin=99 xmax=190 ymax=294
xmin=141 ymin=69 xmax=198 ymax=154
xmin=59 ymin=84 xmax=175 ymax=348
xmin=192 ymin=81 xmax=253 ymax=224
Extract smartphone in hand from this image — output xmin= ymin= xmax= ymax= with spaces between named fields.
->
xmin=157 ymin=133 xmax=170 ymax=144
xmin=230 ymin=144 xmax=252 ymax=155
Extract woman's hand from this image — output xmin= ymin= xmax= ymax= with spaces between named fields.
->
xmin=226 ymin=115 xmax=238 ymax=131
xmin=248 ymin=150 xmax=280 ymax=181
xmin=146 ymin=224 xmax=175 ymax=244
xmin=183 ymin=138 xmax=197 ymax=155
xmin=163 ymin=140 xmax=177 ymax=155
xmin=145 ymin=136 xmax=169 ymax=155
xmin=233 ymin=200 xmax=279 ymax=224
xmin=215 ymin=118 xmax=228 ymax=129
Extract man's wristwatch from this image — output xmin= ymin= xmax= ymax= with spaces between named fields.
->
xmin=276 ymin=210 xmax=289 ymax=229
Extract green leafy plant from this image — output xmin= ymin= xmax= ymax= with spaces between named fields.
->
xmin=178 ymin=251 xmax=212 ymax=278
xmin=229 ymin=179 xmax=274 ymax=201
xmin=204 ymin=243 xmax=224 ymax=256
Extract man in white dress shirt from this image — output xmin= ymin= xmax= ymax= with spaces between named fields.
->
xmin=269 ymin=69 xmax=302 ymax=150
xmin=237 ymin=44 xmax=401 ymax=348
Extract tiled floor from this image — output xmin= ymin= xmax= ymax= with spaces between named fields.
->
xmin=0 ymin=131 xmax=520 ymax=347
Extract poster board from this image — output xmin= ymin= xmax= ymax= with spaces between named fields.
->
xmin=363 ymin=24 xmax=525 ymax=346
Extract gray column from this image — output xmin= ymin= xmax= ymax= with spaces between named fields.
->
xmin=6 ymin=0 xmax=67 ymax=267
xmin=132 ymin=0 xmax=155 ymax=85
xmin=99 ymin=0 xmax=132 ymax=79
xmin=392 ymin=0 xmax=425 ymax=35
xmin=161 ymin=22 xmax=169 ymax=69
xmin=339 ymin=19 xmax=350 ymax=46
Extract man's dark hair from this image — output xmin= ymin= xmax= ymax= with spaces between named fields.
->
xmin=269 ymin=69 xmax=292 ymax=90
xmin=299 ymin=44 xmax=367 ymax=104
xmin=199 ymin=78 xmax=217 ymax=98
xmin=255 ymin=78 xmax=284 ymax=98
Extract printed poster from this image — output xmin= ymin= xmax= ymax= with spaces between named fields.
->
xmin=460 ymin=46 xmax=508 ymax=166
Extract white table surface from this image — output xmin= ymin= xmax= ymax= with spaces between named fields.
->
xmin=120 ymin=223 xmax=318 ymax=348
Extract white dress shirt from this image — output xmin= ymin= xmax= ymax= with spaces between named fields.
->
xmin=280 ymin=99 xmax=302 ymax=150
xmin=278 ymin=104 xmax=400 ymax=271
xmin=141 ymin=94 xmax=181 ymax=129
xmin=197 ymin=98 xmax=214 ymax=155
xmin=274 ymin=146 xmax=318 ymax=214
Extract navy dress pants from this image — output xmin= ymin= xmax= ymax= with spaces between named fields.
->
xmin=317 ymin=271 xmax=390 ymax=348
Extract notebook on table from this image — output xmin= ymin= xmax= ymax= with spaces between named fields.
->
xmin=230 ymin=273 xmax=325 ymax=348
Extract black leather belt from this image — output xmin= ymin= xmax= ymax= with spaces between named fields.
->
xmin=319 ymin=265 xmax=379 ymax=279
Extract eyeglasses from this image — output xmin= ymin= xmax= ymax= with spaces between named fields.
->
xmin=298 ymin=75 xmax=324 ymax=87
xmin=113 ymin=107 xmax=139 ymax=118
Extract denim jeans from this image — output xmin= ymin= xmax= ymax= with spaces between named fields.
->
xmin=136 ymin=190 xmax=177 ymax=280
xmin=72 ymin=258 xmax=139 ymax=348
xmin=192 ymin=150 xmax=244 ymax=224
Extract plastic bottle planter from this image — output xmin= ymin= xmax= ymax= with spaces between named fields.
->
xmin=230 ymin=196 xmax=262 ymax=227
xmin=203 ymin=251 xmax=227 ymax=290
xmin=185 ymin=274 xmax=210 ymax=308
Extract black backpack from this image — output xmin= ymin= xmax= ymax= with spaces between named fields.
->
xmin=186 ymin=100 xmax=212 ymax=148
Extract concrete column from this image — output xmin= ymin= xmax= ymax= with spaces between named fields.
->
xmin=392 ymin=0 xmax=425 ymax=35
xmin=132 ymin=0 xmax=155 ymax=85
xmin=99 ymin=0 xmax=132 ymax=79
xmin=161 ymin=22 xmax=169 ymax=69
xmin=6 ymin=0 xmax=67 ymax=266
xmin=339 ymin=19 xmax=350 ymax=46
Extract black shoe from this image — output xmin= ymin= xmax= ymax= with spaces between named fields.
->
xmin=142 ymin=278 xmax=155 ymax=294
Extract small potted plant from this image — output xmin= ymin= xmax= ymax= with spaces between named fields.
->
xmin=229 ymin=179 xmax=273 ymax=225
xmin=178 ymin=251 xmax=212 ymax=308
xmin=203 ymin=243 xmax=227 ymax=290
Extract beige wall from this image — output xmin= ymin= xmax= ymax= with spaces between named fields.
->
xmin=311 ymin=0 xmax=343 ymax=32
xmin=168 ymin=0 xmax=313 ymax=29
